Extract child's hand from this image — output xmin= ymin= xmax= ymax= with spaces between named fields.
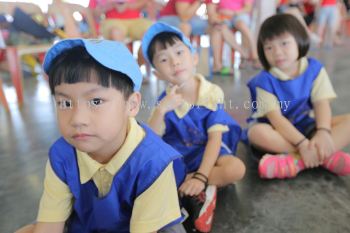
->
xmin=310 ymin=130 xmax=335 ymax=163
xmin=299 ymin=139 xmax=320 ymax=168
xmin=179 ymin=178 xmax=205 ymax=197
xmin=158 ymin=85 xmax=184 ymax=113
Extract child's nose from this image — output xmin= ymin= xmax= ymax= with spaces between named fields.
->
xmin=171 ymin=56 xmax=180 ymax=66
xmin=70 ymin=104 xmax=89 ymax=128
xmin=273 ymin=46 xmax=283 ymax=56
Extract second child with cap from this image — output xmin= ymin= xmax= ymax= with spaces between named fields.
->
xmin=142 ymin=22 xmax=246 ymax=233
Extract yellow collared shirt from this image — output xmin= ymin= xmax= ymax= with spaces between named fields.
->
xmin=253 ymin=57 xmax=337 ymax=118
xmin=37 ymin=118 xmax=181 ymax=233
xmin=151 ymin=73 xmax=229 ymax=135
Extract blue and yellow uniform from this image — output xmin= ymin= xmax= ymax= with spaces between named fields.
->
xmin=152 ymin=74 xmax=241 ymax=172
xmin=244 ymin=57 xmax=337 ymax=140
xmin=37 ymin=118 xmax=186 ymax=233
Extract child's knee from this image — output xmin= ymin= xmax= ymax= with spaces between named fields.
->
xmin=224 ymin=157 xmax=246 ymax=183
xmin=344 ymin=114 xmax=350 ymax=125
xmin=248 ymin=124 xmax=273 ymax=144
xmin=14 ymin=224 xmax=35 ymax=233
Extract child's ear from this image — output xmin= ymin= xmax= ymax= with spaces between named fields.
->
xmin=126 ymin=92 xmax=141 ymax=117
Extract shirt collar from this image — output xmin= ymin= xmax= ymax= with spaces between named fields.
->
xmin=166 ymin=74 xmax=224 ymax=118
xmin=270 ymin=57 xmax=308 ymax=80
xmin=77 ymin=117 xmax=145 ymax=184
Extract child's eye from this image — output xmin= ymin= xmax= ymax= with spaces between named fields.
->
xmin=57 ymin=100 xmax=73 ymax=109
xmin=177 ymin=50 xmax=184 ymax=55
xmin=282 ymin=41 xmax=289 ymax=46
xmin=160 ymin=58 xmax=167 ymax=63
xmin=88 ymin=98 xmax=104 ymax=107
xmin=264 ymin=46 xmax=272 ymax=51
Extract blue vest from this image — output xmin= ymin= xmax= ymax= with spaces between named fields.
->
xmin=246 ymin=57 xmax=322 ymax=135
xmin=49 ymin=124 xmax=186 ymax=233
xmin=158 ymin=92 xmax=242 ymax=172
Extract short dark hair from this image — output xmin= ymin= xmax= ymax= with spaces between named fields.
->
xmin=257 ymin=14 xmax=310 ymax=70
xmin=147 ymin=32 xmax=182 ymax=66
xmin=48 ymin=46 xmax=134 ymax=99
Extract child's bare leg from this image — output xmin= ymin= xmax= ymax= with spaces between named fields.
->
xmin=109 ymin=27 xmax=126 ymax=41
xmin=235 ymin=21 xmax=258 ymax=60
xmin=14 ymin=224 xmax=35 ymax=233
xmin=220 ymin=25 xmax=248 ymax=58
xmin=179 ymin=22 xmax=191 ymax=38
xmin=208 ymin=156 xmax=245 ymax=187
xmin=320 ymin=114 xmax=350 ymax=175
xmin=330 ymin=114 xmax=350 ymax=151
xmin=210 ymin=25 xmax=224 ymax=71
xmin=248 ymin=123 xmax=295 ymax=153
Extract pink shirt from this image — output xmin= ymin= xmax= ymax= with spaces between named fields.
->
xmin=218 ymin=0 xmax=253 ymax=11
xmin=321 ymin=0 xmax=336 ymax=6
xmin=89 ymin=0 xmax=140 ymax=19
xmin=160 ymin=0 xmax=211 ymax=16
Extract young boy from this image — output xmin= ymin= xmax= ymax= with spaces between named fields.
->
xmin=15 ymin=38 xmax=186 ymax=233
xmin=142 ymin=23 xmax=246 ymax=232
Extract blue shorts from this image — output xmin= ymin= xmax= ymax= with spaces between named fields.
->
xmin=316 ymin=5 xmax=338 ymax=28
xmin=223 ymin=13 xmax=251 ymax=28
xmin=158 ymin=15 xmax=208 ymax=35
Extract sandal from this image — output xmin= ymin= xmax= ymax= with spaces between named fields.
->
xmin=239 ymin=58 xmax=249 ymax=69
xmin=220 ymin=66 xmax=232 ymax=76
xmin=322 ymin=151 xmax=350 ymax=176
xmin=212 ymin=67 xmax=232 ymax=76
xmin=258 ymin=153 xmax=305 ymax=179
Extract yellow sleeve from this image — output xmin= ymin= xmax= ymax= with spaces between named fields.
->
xmin=252 ymin=87 xmax=281 ymax=118
xmin=311 ymin=68 xmax=337 ymax=102
xmin=130 ymin=162 xmax=181 ymax=233
xmin=37 ymin=161 xmax=73 ymax=222
xmin=207 ymin=124 xmax=229 ymax=133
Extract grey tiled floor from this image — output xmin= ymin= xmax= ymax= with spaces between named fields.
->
xmin=1 ymin=41 xmax=350 ymax=233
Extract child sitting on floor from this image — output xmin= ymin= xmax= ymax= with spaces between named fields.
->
xmin=15 ymin=38 xmax=187 ymax=233
xmin=246 ymin=14 xmax=350 ymax=179
xmin=142 ymin=22 xmax=246 ymax=232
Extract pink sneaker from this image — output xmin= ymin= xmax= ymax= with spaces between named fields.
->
xmin=322 ymin=151 xmax=350 ymax=176
xmin=259 ymin=154 xmax=305 ymax=179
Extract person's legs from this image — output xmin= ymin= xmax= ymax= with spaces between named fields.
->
xmin=208 ymin=155 xmax=245 ymax=187
xmin=14 ymin=224 xmax=35 ymax=233
xmin=128 ymin=19 xmax=153 ymax=76
xmin=182 ymin=155 xmax=244 ymax=232
xmin=209 ymin=24 xmax=224 ymax=72
xmin=101 ymin=19 xmax=127 ymax=41
xmin=321 ymin=114 xmax=350 ymax=175
xmin=325 ymin=5 xmax=339 ymax=47
xmin=158 ymin=16 xmax=181 ymax=28
xmin=329 ymin=114 xmax=350 ymax=151
xmin=220 ymin=24 xmax=248 ymax=59
xmin=233 ymin=14 xmax=258 ymax=60
xmin=128 ymin=18 xmax=153 ymax=41
xmin=316 ymin=7 xmax=328 ymax=45
xmin=248 ymin=123 xmax=295 ymax=153
xmin=248 ymin=123 xmax=306 ymax=179
xmin=189 ymin=16 xmax=208 ymax=36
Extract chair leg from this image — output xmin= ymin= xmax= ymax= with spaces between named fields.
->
xmin=0 ymin=79 xmax=10 ymax=111
xmin=5 ymin=47 xmax=24 ymax=105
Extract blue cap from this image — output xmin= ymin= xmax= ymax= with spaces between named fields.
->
xmin=43 ymin=38 xmax=143 ymax=91
xmin=141 ymin=22 xmax=195 ymax=66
